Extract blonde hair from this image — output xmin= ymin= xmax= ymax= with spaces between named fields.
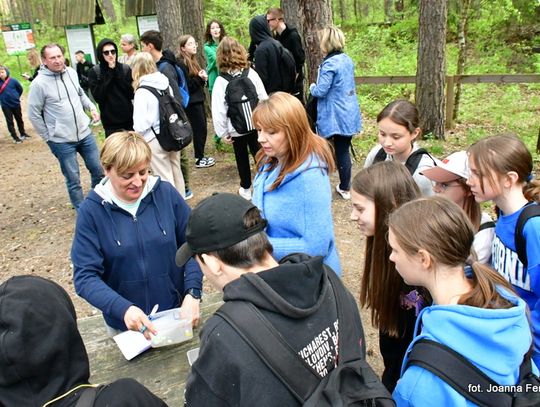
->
xmin=131 ymin=52 xmax=157 ymax=90
xmin=254 ymin=92 xmax=335 ymax=191
xmin=389 ymin=196 xmax=514 ymax=309
xmin=353 ymin=161 xmax=421 ymax=336
xmin=27 ymin=48 xmax=41 ymax=68
xmin=216 ymin=36 xmax=249 ymax=71
xmin=468 ymin=134 xmax=540 ymax=203
xmin=100 ymin=131 xmax=152 ymax=174
xmin=319 ymin=25 xmax=345 ymax=54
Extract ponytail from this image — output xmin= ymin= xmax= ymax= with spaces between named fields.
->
xmin=459 ymin=262 xmax=514 ymax=309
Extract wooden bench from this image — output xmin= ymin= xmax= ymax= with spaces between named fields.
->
xmin=78 ymin=292 xmax=223 ymax=406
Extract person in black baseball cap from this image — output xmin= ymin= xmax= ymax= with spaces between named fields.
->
xmin=182 ymin=193 xmax=368 ymax=407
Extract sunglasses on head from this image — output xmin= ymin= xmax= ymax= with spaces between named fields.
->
xmin=103 ymin=49 xmax=116 ymax=56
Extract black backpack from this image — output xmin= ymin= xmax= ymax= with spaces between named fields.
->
xmin=514 ymin=203 xmax=540 ymax=269
xmin=275 ymin=42 xmax=296 ymax=93
xmin=138 ymin=85 xmax=192 ymax=152
xmin=216 ymin=269 xmax=395 ymax=407
xmin=373 ymin=147 xmax=435 ymax=175
xmin=406 ymin=339 xmax=540 ymax=407
xmin=220 ymin=69 xmax=259 ymax=135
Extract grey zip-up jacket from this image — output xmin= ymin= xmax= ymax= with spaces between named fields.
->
xmin=28 ymin=65 xmax=97 ymax=142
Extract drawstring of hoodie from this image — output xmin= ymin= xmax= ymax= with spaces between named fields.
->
xmin=101 ymin=201 xmax=122 ymax=246
xmin=150 ymin=190 xmax=167 ymax=236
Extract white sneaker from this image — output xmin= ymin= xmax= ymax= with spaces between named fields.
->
xmin=238 ymin=187 xmax=252 ymax=200
xmin=335 ymin=185 xmax=351 ymax=200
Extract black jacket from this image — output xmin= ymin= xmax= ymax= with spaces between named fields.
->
xmin=87 ymin=38 xmax=134 ymax=130
xmin=276 ymin=26 xmax=305 ymax=78
xmin=176 ymin=58 xmax=206 ymax=105
xmin=249 ymin=15 xmax=296 ymax=94
xmin=0 ymin=275 xmax=168 ymax=407
xmin=185 ymin=254 xmax=366 ymax=406
xmin=156 ymin=49 xmax=183 ymax=104
xmin=75 ymin=59 xmax=94 ymax=91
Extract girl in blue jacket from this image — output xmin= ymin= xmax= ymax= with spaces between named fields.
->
xmin=389 ymin=196 xmax=535 ymax=406
xmin=351 ymin=161 xmax=423 ymax=392
xmin=467 ymin=134 xmax=540 ymax=368
xmin=309 ymin=25 xmax=362 ymax=200
xmin=0 ymin=66 xmax=28 ymax=143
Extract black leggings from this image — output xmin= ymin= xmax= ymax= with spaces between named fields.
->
xmin=185 ymin=102 xmax=208 ymax=159
xmin=232 ymin=132 xmax=260 ymax=189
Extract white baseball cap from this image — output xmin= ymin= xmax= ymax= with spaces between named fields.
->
xmin=421 ymin=151 xmax=469 ymax=182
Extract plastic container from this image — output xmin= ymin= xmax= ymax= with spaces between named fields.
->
xmin=149 ymin=308 xmax=193 ymax=348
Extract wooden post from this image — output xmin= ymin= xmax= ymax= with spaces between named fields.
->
xmin=445 ymin=75 xmax=455 ymax=130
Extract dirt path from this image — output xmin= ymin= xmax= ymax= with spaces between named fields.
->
xmin=0 ymin=101 xmax=383 ymax=374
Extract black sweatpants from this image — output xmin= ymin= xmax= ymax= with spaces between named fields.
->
xmin=2 ymin=105 xmax=25 ymax=140
xmin=232 ymin=131 xmax=260 ymax=189
xmin=185 ymin=102 xmax=207 ymax=160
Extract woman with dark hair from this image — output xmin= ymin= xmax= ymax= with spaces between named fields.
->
xmin=203 ymin=19 xmax=226 ymax=95
xmin=252 ymin=92 xmax=340 ymax=274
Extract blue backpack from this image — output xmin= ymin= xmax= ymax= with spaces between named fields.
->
xmin=158 ymin=62 xmax=190 ymax=108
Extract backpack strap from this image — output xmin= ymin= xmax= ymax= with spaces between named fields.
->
xmin=137 ymin=85 xmax=163 ymax=137
xmin=406 ymin=339 xmax=512 ymax=407
xmin=515 ymin=203 xmax=540 ymax=269
xmin=373 ymin=147 xmax=387 ymax=163
xmin=405 ymin=148 xmax=435 ymax=175
xmin=478 ymin=220 xmax=495 ymax=232
xmin=75 ymin=386 xmax=99 ymax=407
xmin=216 ymin=301 xmax=319 ymax=402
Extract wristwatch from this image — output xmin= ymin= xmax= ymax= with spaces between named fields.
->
xmin=185 ymin=288 xmax=202 ymax=300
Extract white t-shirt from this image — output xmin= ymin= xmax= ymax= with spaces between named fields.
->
xmin=474 ymin=211 xmax=495 ymax=264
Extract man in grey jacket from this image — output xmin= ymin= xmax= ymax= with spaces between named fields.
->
xmin=28 ymin=44 xmax=104 ymax=210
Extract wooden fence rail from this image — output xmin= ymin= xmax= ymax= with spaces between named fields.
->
xmin=354 ymin=74 xmax=540 ymax=129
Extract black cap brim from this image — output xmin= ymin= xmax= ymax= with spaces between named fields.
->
xmin=175 ymin=243 xmax=193 ymax=267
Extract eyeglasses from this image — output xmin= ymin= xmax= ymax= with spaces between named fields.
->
xmin=431 ymin=181 xmax=463 ymax=191
xmin=102 ymin=49 xmax=116 ymax=56
xmin=267 ymin=18 xmax=277 ymax=23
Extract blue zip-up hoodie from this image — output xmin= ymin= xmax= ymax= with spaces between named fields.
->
xmin=0 ymin=67 xmax=23 ymax=109
xmin=310 ymin=52 xmax=362 ymax=138
xmin=491 ymin=202 xmax=540 ymax=367
xmin=252 ymin=154 xmax=341 ymax=275
xmin=393 ymin=288 xmax=536 ymax=406
xmin=71 ymin=176 xmax=203 ymax=331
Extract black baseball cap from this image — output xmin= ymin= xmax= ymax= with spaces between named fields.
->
xmin=176 ymin=193 xmax=268 ymax=266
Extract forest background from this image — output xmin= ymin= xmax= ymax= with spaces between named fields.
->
xmin=0 ymin=0 xmax=538 ymax=159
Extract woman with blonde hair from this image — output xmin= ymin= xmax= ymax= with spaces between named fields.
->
xmin=309 ymin=25 xmax=362 ymax=200
xmin=72 ymin=131 xmax=202 ymax=338
xmin=389 ymin=196 xmax=534 ymax=406
xmin=212 ymin=36 xmax=267 ymax=199
xmin=131 ymin=52 xmax=185 ymax=196
xmin=252 ymin=92 xmax=341 ymax=274
xmin=22 ymin=48 xmax=41 ymax=81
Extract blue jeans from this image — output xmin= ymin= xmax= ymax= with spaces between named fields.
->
xmin=331 ymin=135 xmax=352 ymax=191
xmin=47 ymin=134 xmax=103 ymax=209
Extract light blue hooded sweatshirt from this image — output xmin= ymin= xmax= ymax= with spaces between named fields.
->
xmin=393 ymin=288 xmax=536 ymax=406
xmin=252 ymin=154 xmax=341 ymax=275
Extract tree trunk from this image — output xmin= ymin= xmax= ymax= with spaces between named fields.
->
xmin=384 ymin=0 xmax=394 ymax=22
xmin=339 ymin=0 xmax=348 ymax=22
xmin=155 ymin=0 xmax=183 ymax=52
xmin=415 ymin=0 xmax=447 ymax=139
xmin=453 ymin=0 xmax=471 ymax=122
xmin=179 ymin=0 xmax=205 ymax=67
xmin=298 ymin=0 xmax=333 ymax=84
xmin=281 ymin=0 xmax=303 ymax=34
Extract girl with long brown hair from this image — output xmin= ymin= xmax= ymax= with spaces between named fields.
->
xmin=467 ymin=134 xmax=540 ymax=368
xmin=177 ymin=34 xmax=214 ymax=168
xmin=252 ymin=92 xmax=341 ymax=274
xmin=350 ymin=161 xmax=422 ymax=392
xmin=389 ymin=196 xmax=533 ymax=406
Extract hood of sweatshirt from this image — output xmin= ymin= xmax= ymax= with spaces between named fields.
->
xmin=0 ymin=276 xmax=90 ymax=406
xmin=223 ymin=253 xmax=329 ymax=319
xmin=138 ymin=71 xmax=170 ymax=91
xmin=249 ymin=14 xmax=272 ymax=45
xmin=96 ymin=38 xmax=118 ymax=67
xmin=160 ymin=49 xmax=178 ymax=66
xmin=407 ymin=287 xmax=533 ymax=383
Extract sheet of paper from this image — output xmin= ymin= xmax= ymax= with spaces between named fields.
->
xmin=113 ymin=330 xmax=152 ymax=360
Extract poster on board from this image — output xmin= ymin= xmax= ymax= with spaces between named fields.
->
xmin=65 ymin=24 xmax=96 ymax=65
xmin=1 ymin=23 xmax=35 ymax=55
xmin=137 ymin=15 xmax=159 ymax=37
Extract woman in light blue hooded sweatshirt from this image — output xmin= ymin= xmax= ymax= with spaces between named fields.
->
xmin=388 ymin=196 xmax=536 ymax=406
